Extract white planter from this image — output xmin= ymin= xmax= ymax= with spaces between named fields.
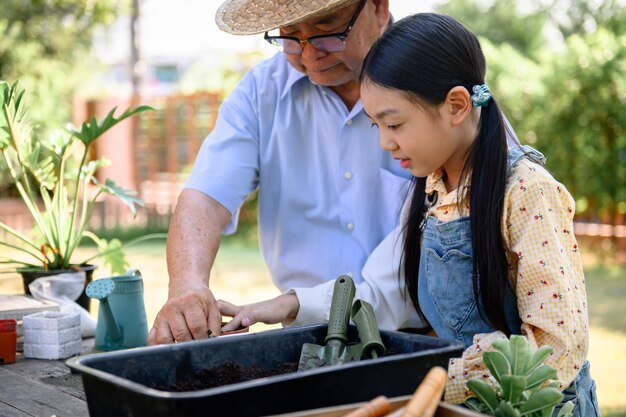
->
xmin=23 ymin=311 xmax=81 ymax=360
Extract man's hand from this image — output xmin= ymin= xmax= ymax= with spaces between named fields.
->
xmin=147 ymin=285 xmax=223 ymax=345
xmin=218 ymin=293 xmax=300 ymax=332
xmin=151 ymin=189 xmax=232 ymax=345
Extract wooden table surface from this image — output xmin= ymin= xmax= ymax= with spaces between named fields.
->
xmin=0 ymin=339 xmax=96 ymax=417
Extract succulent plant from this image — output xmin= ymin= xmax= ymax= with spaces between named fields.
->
xmin=465 ymin=334 xmax=574 ymax=417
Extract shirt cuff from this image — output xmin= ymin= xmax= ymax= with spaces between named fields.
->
xmin=283 ymin=284 xmax=333 ymax=327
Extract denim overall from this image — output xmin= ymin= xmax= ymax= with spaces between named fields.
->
xmin=417 ymin=145 xmax=601 ymax=417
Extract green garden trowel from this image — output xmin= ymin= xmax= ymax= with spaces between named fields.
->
xmin=298 ymin=275 xmax=357 ymax=371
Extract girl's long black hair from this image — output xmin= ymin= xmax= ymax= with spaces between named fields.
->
xmin=361 ymin=13 xmax=512 ymax=333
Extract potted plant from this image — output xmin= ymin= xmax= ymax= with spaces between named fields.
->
xmin=0 ymin=80 xmax=163 ymax=310
xmin=464 ymin=334 xmax=575 ymax=417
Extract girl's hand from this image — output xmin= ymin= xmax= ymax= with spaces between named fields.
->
xmin=218 ymin=293 xmax=300 ymax=332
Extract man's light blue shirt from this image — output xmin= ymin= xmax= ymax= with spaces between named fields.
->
xmin=186 ymin=53 xmax=411 ymax=291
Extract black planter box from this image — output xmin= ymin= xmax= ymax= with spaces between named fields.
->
xmin=67 ymin=324 xmax=463 ymax=417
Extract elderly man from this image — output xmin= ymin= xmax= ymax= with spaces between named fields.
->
xmin=148 ymin=0 xmax=421 ymax=345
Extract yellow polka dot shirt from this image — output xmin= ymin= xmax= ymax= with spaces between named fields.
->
xmin=424 ymin=159 xmax=589 ymax=404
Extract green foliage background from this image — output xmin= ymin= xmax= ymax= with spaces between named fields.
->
xmin=436 ymin=0 xmax=626 ymax=225
xmin=0 ymin=0 xmax=124 ymax=194
xmin=0 ymin=0 xmax=122 ymax=124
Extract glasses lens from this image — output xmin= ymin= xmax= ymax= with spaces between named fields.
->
xmin=269 ymin=38 xmax=302 ymax=55
xmin=310 ymin=36 xmax=345 ymax=53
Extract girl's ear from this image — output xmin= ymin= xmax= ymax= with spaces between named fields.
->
xmin=444 ymin=86 xmax=472 ymax=126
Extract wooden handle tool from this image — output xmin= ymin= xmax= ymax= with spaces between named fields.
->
xmin=343 ymin=395 xmax=391 ymax=417
xmin=391 ymin=366 xmax=448 ymax=417
xmin=382 ymin=408 xmax=405 ymax=417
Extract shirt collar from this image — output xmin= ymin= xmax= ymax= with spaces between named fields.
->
xmin=425 ymin=169 xmax=471 ymax=204
xmin=280 ymin=63 xmax=308 ymax=100
xmin=425 ymin=169 xmax=446 ymax=195
xmin=279 ymin=57 xmax=365 ymax=117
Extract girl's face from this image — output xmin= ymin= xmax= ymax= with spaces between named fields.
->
xmin=361 ymin=81 xmax=476 ymax=184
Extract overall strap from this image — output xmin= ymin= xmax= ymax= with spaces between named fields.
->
xmin=508 ymin=144 xmax=546 ymax=171
xmin=419 ymin=191 xmax=438 ymax=232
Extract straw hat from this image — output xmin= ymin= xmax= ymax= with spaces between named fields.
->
xmin=215 ymin=0 xmax=361 ymax=35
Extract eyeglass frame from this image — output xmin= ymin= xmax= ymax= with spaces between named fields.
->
xmin=263 ymin=0 xmax=367 ymax=55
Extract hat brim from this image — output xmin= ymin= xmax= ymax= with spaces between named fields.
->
xmin=215 ymin=0 xmax=361 ymax=35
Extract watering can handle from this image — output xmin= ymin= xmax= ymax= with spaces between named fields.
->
xmin=351 ymin=299 xmax=386 ymax=359
xmin=324 ymin=275 xmax=356 ymax=344
xmin=126 ymin=268 xmax=142 ymax=277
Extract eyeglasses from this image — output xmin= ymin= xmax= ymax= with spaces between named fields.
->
xmin=264 ymin=0 xmax=366 ymax=55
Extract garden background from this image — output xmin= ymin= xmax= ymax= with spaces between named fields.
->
xmin=0 ymin=0 xmax=625 ymax=415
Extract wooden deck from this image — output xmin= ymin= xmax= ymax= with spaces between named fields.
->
xmin=0 ymin=339 xmax=95 ymax=417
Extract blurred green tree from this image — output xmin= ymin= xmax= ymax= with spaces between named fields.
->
xmin=0 ymin=0 xmax=123 ymax=195
xmin=532 ymin=28 xmax=626 ymax=227
xmin=547 ymin=0 xmax=626 ymax=38
xmin=434 ymin=0 xmax=547 ymax=157
xmin=436 ymin=0 xmax=547 ymax=59
xmin=437 ymin=0 xmax=626 ymax=229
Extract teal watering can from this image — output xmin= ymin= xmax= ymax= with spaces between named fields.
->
xmin=86 ymin=269 xmax=148 ymax=351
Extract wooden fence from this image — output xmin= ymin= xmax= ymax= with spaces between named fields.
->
xmin=88 ymin=91 xmax=221 ymax=229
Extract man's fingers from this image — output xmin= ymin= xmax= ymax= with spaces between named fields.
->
xmin=150 ymin=288 xmax=222 ymax=343
xmin=149 ymin=311 xmax=176 ymax=345
xmin=168 ymin=312 xmax=193 ymax=342
xmin=207 ymin=295 xmax=223 ymax=337
xmin=154 ymin=321 xmax=175 ymax=345
xmin=147 ymin=325 xmax=158 ymax=345
xmin=185 ymin=308 xmax=210 ymax=340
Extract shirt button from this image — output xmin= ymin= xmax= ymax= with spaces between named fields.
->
xmin=344 ymin=171 xmax=353 ymax=180
xmin=346 ymin=118 xmax=353 ymax=125
xmin=347 ymin=223 xmax=355 ymax=231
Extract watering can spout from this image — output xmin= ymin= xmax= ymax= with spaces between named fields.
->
xmin=99 ymin=298 xmax=123 ymax=342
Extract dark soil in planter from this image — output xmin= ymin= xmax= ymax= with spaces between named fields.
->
xmin=153 ymin=361 xmax=299 ymax=392
xmin=151 ymin=348 xmax=402 ymax=393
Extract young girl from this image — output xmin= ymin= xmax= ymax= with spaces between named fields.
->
xmin=359 ymin=12 xmax=599 ymax=417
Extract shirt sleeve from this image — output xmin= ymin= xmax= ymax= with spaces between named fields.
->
xmin=285 ymin=224 xmax=427 ymax=331
xmin=184 ymin=72 xmax=262 ymax=234
xmin=444 ymin=162 xmax=589 ymax=404
xmin=444 ymin=332 xmax=508 ymax=403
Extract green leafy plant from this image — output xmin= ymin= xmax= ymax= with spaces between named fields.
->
xmin=465 ymin=334 xmax=575 ymax=417
xmin=0 ymin=80 xmax=164 ymax=274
